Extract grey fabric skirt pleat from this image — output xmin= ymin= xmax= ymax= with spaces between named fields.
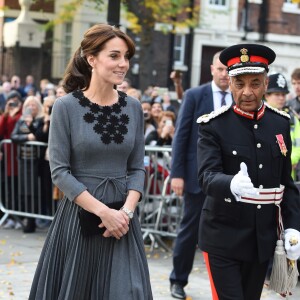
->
xmin=29 ymin=197 xmax=153 ymax=300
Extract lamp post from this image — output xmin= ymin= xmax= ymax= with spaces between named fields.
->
xmin=107 ymin=0 xmax=121 ymax=27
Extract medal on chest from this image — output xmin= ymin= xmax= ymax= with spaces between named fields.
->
xmin=275 ymin=134 xmax=287 ymax=156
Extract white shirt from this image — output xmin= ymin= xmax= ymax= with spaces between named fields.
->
xmin=211 ymin=81 xmax=231 ymax=110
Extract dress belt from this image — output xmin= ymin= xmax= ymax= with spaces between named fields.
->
xmin=240 ymin=185 xmax=285 ymax=205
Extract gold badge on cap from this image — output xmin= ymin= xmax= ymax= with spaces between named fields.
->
xmin=240 ymin=48 xmax=249 ymax=63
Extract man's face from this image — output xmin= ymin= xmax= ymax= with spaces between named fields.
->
xmin=229 ymin=73 xmax=268 ymax=112
xmin=291 ymin=78 xmax=300 ymax=97
xmin=211 ymin=58 xmax=229 ymax=91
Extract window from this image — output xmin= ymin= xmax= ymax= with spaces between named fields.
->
xmin=209 ymin=0 xmax=227 ymax=6
xmin=283 ymin=0 xmax=300 ymax=13
xmin=173 ymin=34 xmax=186 ymax=68
xmin=63 ymin=23 xmax=73 ymax=66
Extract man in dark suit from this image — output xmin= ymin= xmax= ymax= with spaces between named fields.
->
xmin=197 ymin=44 xmax=300 ymax=299
xmin=169 ymin=51 xmax=231 ymax=299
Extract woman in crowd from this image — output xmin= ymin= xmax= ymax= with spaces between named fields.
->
xmin=10 ymin=96 xmax=44 ymax=233
xmin=0 ymin=91 xmax=23 ymax=229
xmin=29 ymin=24 xmax=152 ymax=300
xmin=145 ymin=110 xmax=176 ymax=146
xmin=150 ymin=102 xmax=163 ymax=128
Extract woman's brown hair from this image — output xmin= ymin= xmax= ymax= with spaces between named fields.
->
xmin=63 ymin=24 xmax=135 ymax=93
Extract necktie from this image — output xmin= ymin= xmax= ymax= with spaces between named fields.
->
xmin=220 ymin=91 xmax=227 ymax=106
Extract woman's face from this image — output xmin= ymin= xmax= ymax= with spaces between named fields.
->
xmin=25 ymin=101 xmax=39 ymax=117
xmin=264 ymin=92 xmax=287 ymax=110
xmin=151 ymin=103 xmax=162 ymax=118
xmin=88 ymin=37 xmax=130 ymax=86
xmin=159 ymin=116 xmax=173 ymax=129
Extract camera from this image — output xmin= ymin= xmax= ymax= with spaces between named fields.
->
xmin=8 ymin=102 xmax=18 ymax=108
xmin=143 ymin=112 xmax=149 ymax=119
xmin=165 ymin=119 xmax=173 ymax=126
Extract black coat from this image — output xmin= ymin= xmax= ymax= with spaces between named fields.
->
xmin=171 ymin=82 xmax=214 ymax=193
xmin=197 ymin=104 xmax=300 ymax=263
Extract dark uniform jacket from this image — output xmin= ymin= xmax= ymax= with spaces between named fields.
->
xmin=197 ymin=103 xmax=300 ymax=263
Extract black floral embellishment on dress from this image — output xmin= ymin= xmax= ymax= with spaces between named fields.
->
xmin=73 ymin=90 xmax=82 ymax=99
xmin=107 ymin=124 xmax=116 ymax=134
xmin=119 ymin=97 xmax=126 ymax=107
xmin=74 ymin=90 xmax=129 ymax=145
xmin=97 ymin=114 xmax=107 ymax=125
xmin=114 ymin=133 xmax=124 ymax=144
xmin=102 ymin=106 xmax=112 ymax=116
xmin=94 ymin=123 xmax=104 ymax=134
xmin=118 ymin=124 xmax=128 ymax=134
xmin=90 ymin=103 xmax=101 ymax=113
xmin=110 ymin=115 xmax=119 ymax=125
xmin=101 ymin=133 xmax=112 ymax=144
xmin=112 ymin=103 xmax=122 ymax=114
xmin=120 ymin=114 xmax=129 ymax=124
xmin=83 ymin=113 xmax=95 ymax=123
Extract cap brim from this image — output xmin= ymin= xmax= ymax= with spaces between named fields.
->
xmin=266 ymin=88 xmax=289 ymax=94
xmin=229 ymin=66 xmax=266 ymax=77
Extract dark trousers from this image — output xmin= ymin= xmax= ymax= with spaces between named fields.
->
xmin=203 ymin=252 xmax=269 ymax=300
xmin=169 ymin=191 xmax=205 ymax=287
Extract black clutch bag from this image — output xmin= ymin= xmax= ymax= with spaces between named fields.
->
xmin=78 ymin=201 xmax=125 ymax=237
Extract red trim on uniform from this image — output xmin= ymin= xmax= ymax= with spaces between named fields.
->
xmin=227 ymin=56 xmax=269 ymax=67
xmin=241 ymin=196 xmax=283 ymax=202
xmin=203 ymin=252 xmax=219 ymax=300
xmin=233 ymin=104 xmax=265 ymax=120
xmin=259 ymin=191 xmax=284 ymax=195
xmin=257 ymin=104 xmax=265 ymax=120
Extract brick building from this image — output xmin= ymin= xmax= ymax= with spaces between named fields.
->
xmin=1 ymin=0 xmax=300 ymax=92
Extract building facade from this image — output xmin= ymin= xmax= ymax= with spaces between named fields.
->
xmin=1 ymin=0 xmax=300 ymax=92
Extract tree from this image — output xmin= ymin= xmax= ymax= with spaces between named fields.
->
xmin=46 ymin=0 xmax=199 ymax=91
xmin=123 ymin=0 xmax=198 ymax=91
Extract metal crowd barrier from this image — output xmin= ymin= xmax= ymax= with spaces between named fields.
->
xmin=140 ymin=145 xmax=183 ymax=251
xmin=0 ymin=139 xmax=59 ymax=226
xmin=0 ymin=141 xmax=184 ymax=250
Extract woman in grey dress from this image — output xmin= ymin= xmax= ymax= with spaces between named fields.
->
xmin=29 ymin=24 xmax=153 ymax=300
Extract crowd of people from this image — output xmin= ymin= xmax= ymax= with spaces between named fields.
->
xmin=0 ymin=76 xmax=66 ymax=232
xmin=1 ymin=23 xmax=300 ymax=300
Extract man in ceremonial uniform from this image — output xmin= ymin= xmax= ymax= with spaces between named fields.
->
xmin=197 ymin=44 xmax=300 ymax=300
xmin=169 ymin=51 xmax=231 ymax=299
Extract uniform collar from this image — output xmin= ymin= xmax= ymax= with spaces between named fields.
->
xmin=233 ymin=102 xmax=265 ymax=120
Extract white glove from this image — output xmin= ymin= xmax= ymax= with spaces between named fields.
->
xmin=230 ymin=162 xmax=258 ymax=201
xmin=284 ymin=228 xmax=300 ymax=260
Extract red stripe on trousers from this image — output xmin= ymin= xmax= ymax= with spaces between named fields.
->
xmin=203 ymin=252 xmax=219 ymax=300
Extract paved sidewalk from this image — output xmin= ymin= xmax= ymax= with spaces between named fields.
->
xmin=0 ymin=227 xmax=299 ymax=300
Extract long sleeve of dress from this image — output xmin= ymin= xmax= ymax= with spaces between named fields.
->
xmin=126 ymin=101 xmax=146 ymax=197
xmin=49 ymin=98 xmax=87 ymax=201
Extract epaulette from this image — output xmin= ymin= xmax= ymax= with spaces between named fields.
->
xmin=264 ymin=103 xmax=290 ymax=119
xmin=197 ymin=105 xmax=231 ymax=123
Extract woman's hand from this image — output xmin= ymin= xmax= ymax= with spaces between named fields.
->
xmin=27 ymin=133 xmax=36 ymax=141
xmin=99 ymin=207 xmax=129 ymax=239
xmin=161 ymin=123 xmax=174 ymax=139
xmin=4 ymin=100 xmax=21 ymax=117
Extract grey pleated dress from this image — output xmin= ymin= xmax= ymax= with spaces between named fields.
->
xmin=29 ymin=90 xmax=153 ymax=300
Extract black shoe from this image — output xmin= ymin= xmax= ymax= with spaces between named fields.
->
xmin=23 ymin=218 xmax=36 ymax=233
xmin=170 ymin=283 xmax=186 ymax=299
